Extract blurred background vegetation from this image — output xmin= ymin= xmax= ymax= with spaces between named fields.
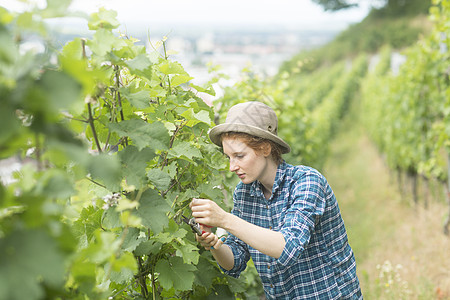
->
xmin=282 ymin=0 xmax=432 ymax=71
xmin=1 ymin=0 xmax=448 ymax=299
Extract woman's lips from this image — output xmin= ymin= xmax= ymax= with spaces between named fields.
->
xmin=237 ymin=173 xmax=245 ymax=179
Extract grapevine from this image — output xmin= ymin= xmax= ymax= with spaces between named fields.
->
xmin=360 ymin=0 xmax=450 ymax=233
xmin=0 ymin=3 xmax=249 ymax=299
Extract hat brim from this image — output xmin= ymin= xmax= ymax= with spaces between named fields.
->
xmin=209 ymin=123 xmax=291 ymax=154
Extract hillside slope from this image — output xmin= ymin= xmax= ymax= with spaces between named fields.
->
xmin=280 ymin=0 xmax=432 ymax=74
xmin=323 ymin=104 xmax=450 ymax=299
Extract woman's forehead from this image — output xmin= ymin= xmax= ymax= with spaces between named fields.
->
xmin=222 ymin=136 xmax=249 ymax=154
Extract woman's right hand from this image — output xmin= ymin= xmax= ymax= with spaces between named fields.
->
xmin=196 ymin=226 xmax=224 ymax=250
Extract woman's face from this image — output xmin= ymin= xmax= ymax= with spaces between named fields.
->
xmin=222 ymin=136 xmax=269 ymax=184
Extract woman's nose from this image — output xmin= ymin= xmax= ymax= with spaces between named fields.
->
xmin=229 ymin=159 xmax=239 ymax=172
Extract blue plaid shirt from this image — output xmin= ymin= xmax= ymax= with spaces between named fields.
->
xmin=221 ymin=162 xmax=362 ymax=299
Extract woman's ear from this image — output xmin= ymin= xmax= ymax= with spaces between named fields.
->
xmin=262 ymin=142 xmax=272 ymax=157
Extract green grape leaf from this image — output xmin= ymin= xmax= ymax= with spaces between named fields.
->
xmin=109 ymin=119 xmax=169 ymax=151
xmin=37 ymin=69 xmax=82 ymax=115
xmin=168 ymin=141 xmax=202 ymax=163
xmin=34 ymin=169 xmax=75 ymax=199
xmin=45 ymin=137 xmax=91 ymax=177
xmin=171 ymin=74 xmax=193 ymax=86
xmin=166 ymin=218 xmax=187 ymax=239
xmin=110 ymin=252 xmax=137 ymax=283
xmin=0 ymin=7 xmax=14 ymax=25
xmin=119 ymin=145 xmax=155 ymax=189
xmin=0 ymin=23 xmax=16 ymax=64
xmin=16 ymin=12 xmax=46 ymax=34
xmin=149 ymin=85 xmax=166 ymax=97
xmin=0 ymin=100 xmax=21 ymax=146
xmin=80 ymin=230 xmax=121 ymax=264
xmin=197 ymin=183 xmax=224 ymax=201
xmin=87 ymin=28 xmax=127 ymax=57
xmin=147 ymin=168 xmax=172 ymax=191
xmin=88 ymin=8 xmax=120 ymax=30
xmin=88 ymin=153 xmax=122 ymax=191
xmin=60 ymin=38 xmax=84 ymax=60
xmin=158 ymin=61 xmax=188 ymax=75
xmin=174 ymin=242 xmax=200 ymax=265
xmin=181 ymin=108 xmax=213 ymax=127
xmin=227 ymin=275 xmax=248 ymax=294
xmin=126 ymin=54 xmax=152 ymax=79
xmin=121 ymin=227 xmax=143 ymax=252
xmin=135 ymin=189 xmax=170 ymax=234
xmin=72 ymin=206 xmax=103 ymax=247
xmin=69 ymin=259 xmax=96 ymax=292
xmin=0 ymin=229 xmax=66 ymax=300
xmin=42 ymin=0 xmax=72 ymax=18
xmin=110 ymin=264 xmax=135 ymax=284
xmin=193 ymin=256 xmax=223 ymax=291
xmin=190 ymin=83 xmax=216 ymax=96
xmin=119 ymin=88 xmax=151 ymax=109
xmin=155 ymin=256 xmax=196 ymax=291
xmin=212 ymin=284 xmax=236 ymax=298
xmin=133 ymin=240 xmax=162 ymax=256
xmin=60 ymin=38 xmax=109 ymax=96
xmin=152 ymin=232 xmax=173 ymax=244
xmin=102 ymin=208 xmax=121 ymax=229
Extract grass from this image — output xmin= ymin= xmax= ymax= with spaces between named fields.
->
xmin=322 ymin=101 xmax=450 ymax=299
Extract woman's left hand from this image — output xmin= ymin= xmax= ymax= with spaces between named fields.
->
xmin=189 ymin=198 xmax=228 ymax=228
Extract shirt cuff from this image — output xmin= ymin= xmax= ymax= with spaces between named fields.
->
xmin=277 ymin=227 xmax=309 ymax=267
xmin=218 ymin=240 xmax=248 ymax=278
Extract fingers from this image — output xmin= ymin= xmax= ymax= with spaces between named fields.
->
xmin=212 ymin=236 xmax=226 ymax=250
xmin=190 ymin=198 xmax=213 ymax=224
xmin=189 ymin=198 xmax=207 ymax=208
xmin=189 ymin=198 xmax=212 ymax=212
xmin=196 ymin=231 xmax=219 ymax=250
xmin=190 ymin=198 xmax=224 ymax=228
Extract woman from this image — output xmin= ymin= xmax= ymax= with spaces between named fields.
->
xmin=190 ymin=101 xmax=362 ymax=299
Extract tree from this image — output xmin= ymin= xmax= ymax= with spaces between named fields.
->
xmin=311 ymin=0 xmax=358 ymax=11
xmin=311 ymin=0 xmax=431 ymax=14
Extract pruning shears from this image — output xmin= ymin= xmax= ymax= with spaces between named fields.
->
xmin=180 ymin=214 xmax=226 ymax=249
xmin=180 ymin=214 xmax=204 ymax=236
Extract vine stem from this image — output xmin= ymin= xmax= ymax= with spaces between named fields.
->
xmin=160 ymin=121 xmax=187 ymax=170
xmin=134 ymin=186 xmax=147 ymax=203
xmin=86 ymin=177 xmax=106 ymax=189
xmin=444 ymin=152 xmax=450 ymax=235
xmin=35 ymin=133 xmax=43 ymax=171
xmin=162 ymin=40 xmax=171 ymax=93
xmin=114 ymin=65 xmax=126 ymax=122
xmin=161 ymin=162 xmax=191 ymax=198
xmin=114 ymin=65 xmax=128 ymax=147
xmin=151 ymin=265 xmax=156 ymax=300
xmin=137 ymin=256 xmax=149 ymax=298
xmin=87 ymin=102 xmax=102 ymax=153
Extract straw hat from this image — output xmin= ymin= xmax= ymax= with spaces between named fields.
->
xmin=209 ymin=101 xmax=291 ymax=154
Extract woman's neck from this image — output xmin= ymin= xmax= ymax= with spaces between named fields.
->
xmin=259 ymin=160 xmax=278 ymax=200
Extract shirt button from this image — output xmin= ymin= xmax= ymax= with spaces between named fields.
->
xmin=266 ymin=205 xmax=269 ymax=209
xmin=270 ymin=284 xmax=274 ymax=288
xmin=269 ymin=226 xmax=272 ymax=230
xmin=267 ymin=264 xmax=270 ymax=269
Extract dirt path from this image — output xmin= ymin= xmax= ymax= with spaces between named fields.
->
xmin=323 ymin=119 xmax=450 ymax=299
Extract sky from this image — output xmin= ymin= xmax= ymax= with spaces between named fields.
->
xmin=1 ymin=0 xmax=372 ymax=31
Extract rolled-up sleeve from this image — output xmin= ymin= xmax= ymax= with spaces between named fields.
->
xmin=218 ymin=194 xmax=251 ymax=277
xmin=219 ymin=234 xmax=250 ymax=278
xmin=277 ymin=171 xmax=326 ymax=267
